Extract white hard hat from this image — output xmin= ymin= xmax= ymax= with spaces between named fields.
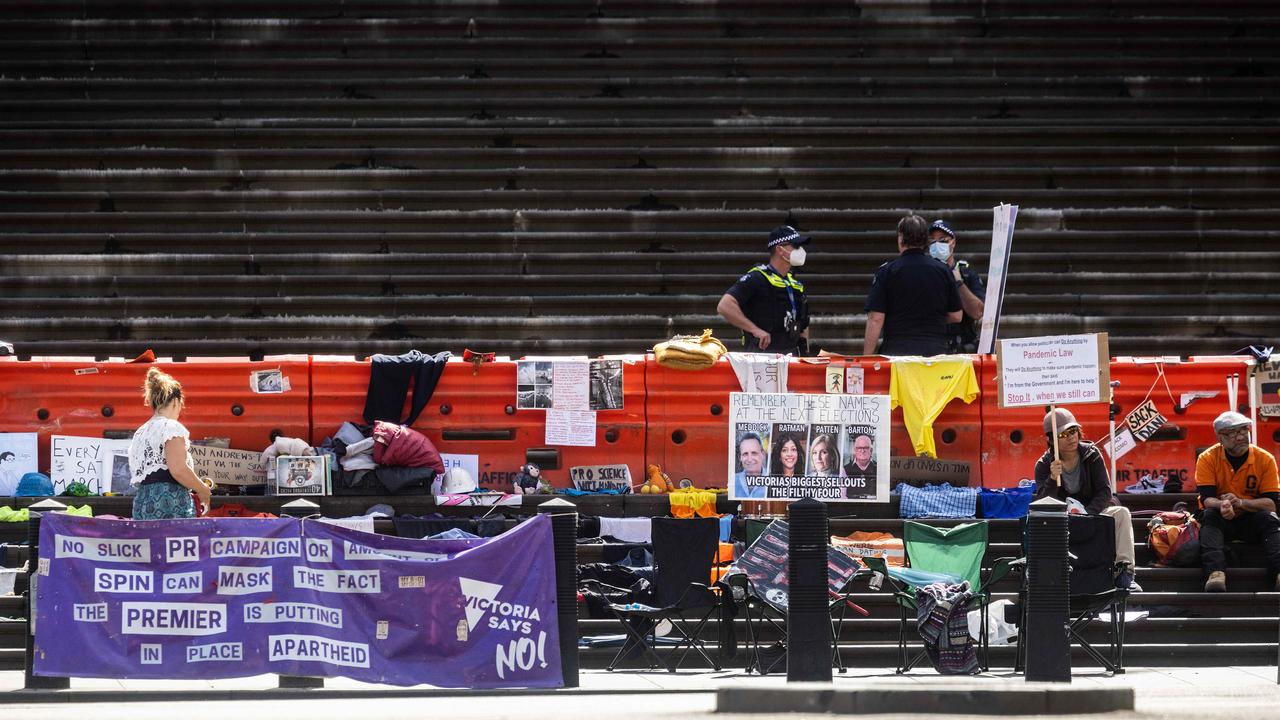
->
xmin=441 ymin=467 xmax=477 ymax=494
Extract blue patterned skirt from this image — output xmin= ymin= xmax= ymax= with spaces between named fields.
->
xmin=132 ymin=480 xmax=195 ymax=520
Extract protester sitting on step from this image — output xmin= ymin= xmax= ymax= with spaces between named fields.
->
xmin=128 ymin=367 xmax=211 ymax=520
xmin=1032 ymin=408 xmax=1139 ymax=590
xmin=1197 ymin=411 xmax=1280 ymax=593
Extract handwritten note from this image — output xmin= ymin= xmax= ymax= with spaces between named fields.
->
xmin=545 ymin=409 xmax=597 ymax=446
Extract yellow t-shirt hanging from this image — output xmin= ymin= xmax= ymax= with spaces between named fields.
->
xmin=889 ymin=357 xmax=979 ymax=457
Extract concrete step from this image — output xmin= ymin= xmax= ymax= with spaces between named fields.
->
xmin=3 ymin=97 xmax=1278 ymax=124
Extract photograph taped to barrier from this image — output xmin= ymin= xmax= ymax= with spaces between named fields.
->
xmin=0 ymin=432 xmax=38 ymax=495
xmin=274 ymin=455 xmax=328 ymax=496
xmin=250 ymin=369 xmax=289 ymax=394
xmin=1256 ymin=365 xmax=1280 ymax=418
xmin=728 ymin=393 xmax=890 ymax=503
xmin=589 ymin=359 xmax=624 ymax=410
xmin=516 ymin=361 xmax=554 ymax=409
xmin=109 ymin=452 xmax=134 ymax=496
xmin=996 ymin=332 xmax=1110 ymax=408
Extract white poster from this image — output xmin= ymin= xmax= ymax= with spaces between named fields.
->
xmin=1102 ymin=428 xmax=1138 ymax=461
xmin=978 ymin=203 xmax=1017 ymax=354
xmin=50 ymin=436 xmax=131 ymax=495
xmin=728 ymin=393 xmax=891 ymax=503
xmin=545 ymin=409 xmax=597 ymax=447
xmin=0 ymin=432 xmax=38 ymax=495
xmin=440 ymin=453 xmax=480 ymax=485
xmin=551 ymin=361 xmax=590 ymax=410
xmin=998 ymin=333 xmax=1109 ymax=408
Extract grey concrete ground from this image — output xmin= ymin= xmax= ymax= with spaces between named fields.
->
xmin=3 ymin=667 xmax=1280 ymax=718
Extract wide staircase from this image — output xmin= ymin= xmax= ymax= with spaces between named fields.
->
xmin=0 ymin=492 xmax=1272 ymax=671
xmin=0 ymin=0 xmax=1278 ymax=357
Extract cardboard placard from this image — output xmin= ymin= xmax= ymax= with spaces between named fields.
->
xmin=1256 ymin=365 xmax=1280 ymax=418
xmin=997 ymin=333 xmax=1110 ymax=408
xmin=50 ymin=436 xmax=132 ymax=495
xmin=569 ymin=464 xmax=632 ymax=493
xmin=189 ymin=445 xmax=268 ymax=486
xmin=1124 ymin=400 xmax=1168 ymax=442
xmin=888 ymin=456 xmax=973 ymax=488
xmin=273 ymin=455 xmax=328 ymax=496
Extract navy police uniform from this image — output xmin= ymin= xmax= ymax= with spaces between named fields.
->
xmin=724 ymin=263 xmax=809 ymax=354
xmin=865 ymin=248 xmax=961 ymax=356
xmin=948 ymin=261 xmax=986 ymax=353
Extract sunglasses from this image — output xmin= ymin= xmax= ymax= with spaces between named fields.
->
xmin=1054 ymin=427 xmax=1080 ymax=440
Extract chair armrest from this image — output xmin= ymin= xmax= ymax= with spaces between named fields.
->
xmin=580 ymin=578 xmax=633 ymax=595
xmin=980 ymin=556 xmax=1020 ymax=593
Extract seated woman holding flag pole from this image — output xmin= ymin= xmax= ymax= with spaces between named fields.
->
xmin=1032 ymin=407 xmax=1139 ymax=591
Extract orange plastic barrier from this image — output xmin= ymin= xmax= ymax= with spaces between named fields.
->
xmin=307 ymin=355 xmax=646 ymax=491
xmin=0 ymin=355 xmax=311 ymax=472
xmin=979 ymin=355 xmax=1280 ymax=490
xmin=645 ymin=354 xmax=983 ymax=488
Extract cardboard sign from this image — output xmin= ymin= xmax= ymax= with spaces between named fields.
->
xmin=189 ymin=446 xmax=267 ymax=486
xmin=997 ymin=333 xmax=1110 ymax=408
xmin=50 ymin=436 xmax=132 ymax=495
xmin=1124 ymin=400 xmax=1168 ymax=442
xmin=1256 ymin=365 xmax=1280 ymax=418
xmin=888 ymin=456 xmax=972 ymax=488
xmin=569 ymin=464 xmax=632 ymax=493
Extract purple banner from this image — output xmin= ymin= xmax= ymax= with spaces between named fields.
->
xmin=34 ymin=513 xmax=561 ymax=688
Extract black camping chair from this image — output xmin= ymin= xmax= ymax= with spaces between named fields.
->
xmin=1015 ymin=513 xmax=1130 ymax=674
xmin=585 ymin=516 xmax=722 ymax=672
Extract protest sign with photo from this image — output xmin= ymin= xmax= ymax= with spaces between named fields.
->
xmin=728 ymin=393 xmax=890 ymax=503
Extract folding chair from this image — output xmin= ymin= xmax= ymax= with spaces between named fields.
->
xmin=728 ymin=520 xmax=869 ymax=674
xmin=862 ymin=520 xmax=1015 ymax=674
xmin=591 ymin=516 xmax=722 ymax=672
xmin=1014 ymin=513 xmax=1130 ymax=674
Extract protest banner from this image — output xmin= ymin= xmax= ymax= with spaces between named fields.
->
xmin=728 ymin=392 xmax=890 ymax=502
xmin=34 ymin=514 xmax=561 ymax=688
xmin=569 ymin=464 xmax=632 ymax=493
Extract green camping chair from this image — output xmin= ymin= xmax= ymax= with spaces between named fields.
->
xmin=862 ymin=520 xmax=1015 ymax=674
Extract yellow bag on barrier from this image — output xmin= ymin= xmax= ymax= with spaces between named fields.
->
xmin=654 ymin=329 xmax=728 ymax=370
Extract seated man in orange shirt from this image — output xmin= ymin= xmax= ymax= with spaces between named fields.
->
xmin=1198 ymin=411 xmax=1280 ymax=592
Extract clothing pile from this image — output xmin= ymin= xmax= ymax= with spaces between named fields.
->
xmin=916 ymin=581 xmax=979 ymax=675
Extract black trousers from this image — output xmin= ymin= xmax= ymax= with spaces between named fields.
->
xmin=1199 ymin=508 xmax=1280 ymax=574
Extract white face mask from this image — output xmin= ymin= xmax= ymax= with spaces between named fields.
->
xmin=788 ymin=246 xmax=806 ymax=267
xmin=929 ymin=240 xmax=951 ymax=261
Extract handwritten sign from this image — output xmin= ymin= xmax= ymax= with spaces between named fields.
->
xmin=997 ymin=333 xmax=1110 ymax=408
xmin=569 ymin=464 xmax=632 ymax=493
xmin=888 ymin=456 xmax=972 ymax=488
xmin=50 ymin=436 xmax=131 ymax=495
xmin=189 ymin=446 xmax=267 ymax=486
xmin=1101 ymin=428 xmax=1137 ymax=460
xmin=1124 ymin=400 xmax=1168 ymax=442
xmin=545 ymin=409 xmax=597 ymax=447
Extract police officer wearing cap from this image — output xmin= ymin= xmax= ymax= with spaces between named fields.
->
xmin=1197 ymin=410 xmax=1280 ymax=592
xmin=862 ymin=215 xmax=962 ymax=356
xmin=717 ymin=225 xmax=811 ymax=354
xmin=928 ymin=219 xmax=986 ymax=353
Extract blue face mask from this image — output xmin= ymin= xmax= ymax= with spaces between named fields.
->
xmin=929 ymin=240 xmax=951 ymax=261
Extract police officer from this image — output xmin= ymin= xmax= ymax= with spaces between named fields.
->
xmin=717 ymin=225 xmax=811 ymax=355
xmin=862 ymin=214 xmax=962 ymax=356
xmin=928 ymin=219 xmax=986 ymax=353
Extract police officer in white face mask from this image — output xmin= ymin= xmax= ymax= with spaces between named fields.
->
xmin=928 ymin=219 xmax=986 ymax=353
xmin=717 ymin=225 xmax=811 ymax=355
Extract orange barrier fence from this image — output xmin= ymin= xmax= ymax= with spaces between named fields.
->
xmin=0 ymin=352 xmax=1274 ymax=494
xmin=308 ymin=355 xmax=646 ymax=491
xmin=0 ymin=355 xmax=310 ymax=472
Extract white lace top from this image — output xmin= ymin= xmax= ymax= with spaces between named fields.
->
xmin=128 ymin=416 xmax=194 ymax=485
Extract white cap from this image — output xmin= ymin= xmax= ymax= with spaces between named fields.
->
xmin=1213 ymin=411 xmax=1252 ymax=433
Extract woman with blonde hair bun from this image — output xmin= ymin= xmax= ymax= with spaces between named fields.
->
xmin=128 ymin=367 xmax=210 ymax=519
